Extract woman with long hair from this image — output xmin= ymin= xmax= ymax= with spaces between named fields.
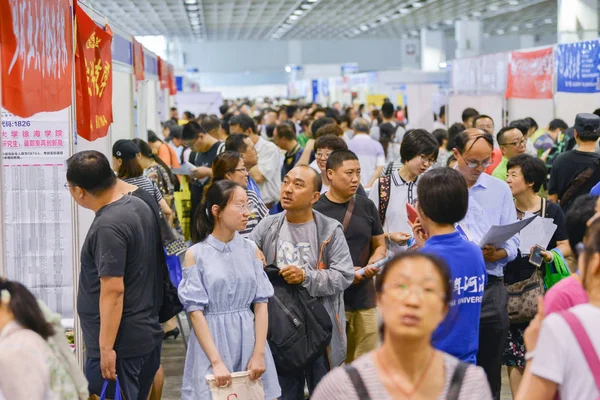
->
xmin=0 ymin=280 xmax=82 ymax=399
xmin=178 ymin=180 xmax=281 ymax=399
xmin=312 ymin=253 xmax=492 ymax=399
xmin=148 ymin=130 xmax=181 ymax=169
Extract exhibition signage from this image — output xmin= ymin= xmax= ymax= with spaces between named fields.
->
xmin=0 ymin=0 xmax=73 ymax=117
xmin=133 ymin=38 xmax=145 ymax=81
xmin=556 ymin=40 xmax=600 ymax=93
xmin=506 ymin=47 xmax=553 ymax=99
xmin=75 ymin=4 xmax=113 ymax=141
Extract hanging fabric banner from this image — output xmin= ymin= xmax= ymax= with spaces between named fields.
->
xmin=158 ymin=57 xmax=170 ymax=90
xmin=132 ymin=38 xmax=145 ymax=82
xmin=0 ymin=0 xmax=73 ymax=117
xmin=506 ymin=47 xmax=554 ymax=99
xmin=168 ymin=64 xmax=177 ymax=95
xmin=75 ymin=3 xmax=113 ymax=142
xmin=556 ymin=40 xmax=600 ymax=93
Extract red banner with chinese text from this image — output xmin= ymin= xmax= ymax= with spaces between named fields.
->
xmin=158 ymin=57 xmax=169 ymax=90
xmin=506 ymin=47 xmax=554 ymax=99
xmin=75 ymin=4 xmax=113 ymax=142
xmin=168 ymin=64 xmax=177 ymax=95
xmin=133 ymin=38 xmax=145 ymax=82
xmin=0 ymin=0 xmax=73 ymax=117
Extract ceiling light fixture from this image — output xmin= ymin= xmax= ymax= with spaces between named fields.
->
xmin=488 ymin=4 xmax=499 ymax=11
xmin=510 ymin=26 xmax=519 ymax=31
xmin=496 ymin=29 xmax=505 ymax=34
xmin=301 ymin=4 xmax=312 ymax=9
xmin=184 ymin=0 xmax=197 ymax=4
xmin=525 ymin=22 xmax=534 ymax=28
xmin=186 ymin=5 xmax=199 ymax=11
xmin=359 ymin=25 xmax=369 ymax=31
xmin=508 ymin=0 xmax=519 ymax=5
xmin=399 ymin=8 xmax=410 ymax=14
xmin=413 ymin=2 xmax=424 ymax=8
xmin=307 ymin=0 xmax=318 ymax=2
xmin=293 ymin=10 xmax=303 ymax=15
xmin=472 ymin=11 xmax=482 ymax=17
xmin=544 ymin=18 xmax=553 ymax=24
xmin=445 ymin=19 xmax=454 ymax=25
xmin=288 ymin=15 xmax=299 ymax=20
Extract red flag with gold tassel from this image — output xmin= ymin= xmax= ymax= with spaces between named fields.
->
xmin=74 ymin=3 xmax=113 ymax=142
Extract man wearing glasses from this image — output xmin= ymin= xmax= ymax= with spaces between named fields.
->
xmin=453 ymin=128 xmax=519 ymax=400
xmin=491 ymin=127 xmax=527 ymax=181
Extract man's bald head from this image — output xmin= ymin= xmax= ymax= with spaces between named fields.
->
xmin=291 ymin=165 xmax=322 ymax=193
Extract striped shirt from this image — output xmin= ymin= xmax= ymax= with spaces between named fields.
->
xmin=239 ymin=190 xmax=269 ymax=238
xmin=124 ymin=176 xmax=163 ymax=204
xmin=312 ymin=352 xmax=492 ymax=400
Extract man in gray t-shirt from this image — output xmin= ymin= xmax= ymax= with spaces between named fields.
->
xmin=277 ymin=219 xmax=318 ymax=270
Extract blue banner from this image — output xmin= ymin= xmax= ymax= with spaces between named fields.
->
xmin=556 ymin=40 xmax=600 ymax=93
xmin=112 ymin=34 xmax=132 ymax=65
xmin=144 ymin=53 xmax=158 ymax=76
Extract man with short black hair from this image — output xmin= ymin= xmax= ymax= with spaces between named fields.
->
xmin=348 ymin=118 xmax=386 ymax=188
xmin=549 ymin=113 xmax=600 ymax=211
xmin=462 ymin=107 xmax=479 ymax=128
xmin=313 ymin=150 xmax=386 ymax=363
xmin=274 ymin=123 xmax=303 ymax=179
xmin=250 ymin=165 xmax=354 ymax=400
xmin=311 ymin=108 xmax=327 ymax=120
xmin=169 ymin=107 xmax=178 ymax=123
xmin=313 ymin=134 xmax=366 ymax=196
xmin=492 ymin=127 xmax=527 ymax=181
xmin=67 ymin=151 xmax=163 ymax=400
xmin=202 ymin=115 xmax=226 ymax=141
xmin=535 ymin=118 xmax=569 ymax=155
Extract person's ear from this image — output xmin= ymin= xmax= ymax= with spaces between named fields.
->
xmin=311 ymin=191 xmax=321 ymax=205
xmin=452 ymin=148 xmax=459 ymax=159
xmin=211 ymin=204 xmax=220 ymax=219
xmin=326 ymin=168 xmax=334 ymax=181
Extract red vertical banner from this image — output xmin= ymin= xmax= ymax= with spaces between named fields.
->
xmin=132 ymin=38 xmax=145 ymax=83
xmin=158 ymin=57 xmax=169 ymax=90
xmin=506 ymin=47 xmax=554 ymax=99
xmin=74 ymin=4 xmax=113 ymax=142
xmin=0 ymin=0 xmax=73 ymax=117
xmin=168 ymin=64 xmax=177 ymax=95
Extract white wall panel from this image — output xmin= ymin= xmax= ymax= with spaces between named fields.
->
xmin=448 ymin=94 xmax=504 ymax=127
xmin=507 ymin=98 xmax=554 ymax=130
xmin=554 ymin=92 xmax=600 ymax=127
xmin=111 ymin=70 xmax=134 ymax=142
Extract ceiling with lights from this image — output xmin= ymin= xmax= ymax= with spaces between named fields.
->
xmin=81 ymin=0 xmax=588 ymax=42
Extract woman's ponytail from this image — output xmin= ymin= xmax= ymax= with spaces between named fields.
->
xmin=192 ymin=202 xmax=214 ymax=244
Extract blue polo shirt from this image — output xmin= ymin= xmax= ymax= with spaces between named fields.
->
xmin=420 ymin=231 xmax=487 ymax=364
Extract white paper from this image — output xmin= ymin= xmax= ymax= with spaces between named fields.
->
xmin=479 ymin=216 xmax=537 ymax=248
xmin=519 ymin=217 xmax=558 ymax=255
xmin=1 ymin=108 xmax=74 ymax=318
xmin=172 ymin=162 xmax=197 ymax=176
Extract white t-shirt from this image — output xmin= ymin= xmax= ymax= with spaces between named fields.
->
xmin=530 ymin=303 xmax=600 ymax=400
xmin=348 ymin=134 xmax=386 ymax=186
xmin=254 ymin=137 xmax=282 ymax=205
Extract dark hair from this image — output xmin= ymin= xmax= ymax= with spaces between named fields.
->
xmin=225 ymin=134 xmax=250 ymax=153
xmin=0 ymin=280 xmax=55 ymax=340
xmin=229 ymin=114 xmax=256 ymax=134
xmin=594 ymin=108 xmax=600 ymax=118
xmin=311 ymin=108 xmax=327 ymax=118
xmin=314 ymin=134 xmax=348 ymax=152
xmin=301 ymin=117 xmax=314 ymax=130
xmin=524 ymin=117 xmax=539 ymax=132
xmin=381 ymin=102 xmax=395 ymax=119
xmin=338 ymin=115 xmax=350 ymax=126
xmin=375 ymin=252 xmax=452 ymax=306
xmin=439 ymin=105 xmax=446 ymax=119
xmin=286 ymin=105 xmax=298 ymax=119
xmin=131 ymin=138 xmax=178 ymax=189
xmin=507 ymin=154 xmax=547 ymax=193
xmin=549 ymin=119 xmax=569 ymax=132
xmin=461 ymin=108 xmax=479 ymax=123
xmin=116 ymin=157 xmax=144 ymax=179
xmin=446 ymin=122 xmax=466 ymax=151
xmin=147 ymin=130 xmax=163 ymax=144
xmin=212 ymin=151 xmax=243 ymax=181
xmin=184 ymin=111 xmax=195 ymax=120
xmin=282 ymin=120 xmax=297 ymax=135
xmin=167 ymin=125 xmax=183 ymax=140
xmin=581 ymin=220 xmax=600 ymax=277
xmin=170 ymin=107 xmax=177 ymax=112
xmin=418 ymin=168 xmax=469 ymax=224
xmin=315 ymin=123 xmax=343 ymax=139
xmin=265 ymin=124 xmax=276 ymax=139
xmin=446 ymin=154 xmax=457 ymax=167
xmin=497 ymin=126 xmax=522 ymax=145
xmin=472 ymin=114 xmax=494 ymax=128
xmin=432 ymin=129 xmax=448 ymax=147
xmin=371 ymin=109 xmax=383 ymax=125
xmin=455 ymin=130 xmax=494 ymax=154
xmin=400 ymin=129 xmax=439 ymax=163
xmin=202 ymin=115 xmax=221 ymax=133
xmin=312 ymin=117 xmax=336 ymax=138
xmin=275 ymin=123 xmax=296 ymax=141
xmin=182 ymin=121 xmax=206 ymax=141
xmin=67 ymin=151 xmax=117 ymax=195
xmin=326 ymin=150 xmax=359 ymax=172
xmin=192 ymin=180 xmax=242 ymax=243
xmin=508 ymin=119 xmax=529 ymax=137
xmin=566 ymin=195 xmax=598 ymax=257
xmin=219 ymin=104 xmax=229 ymax=116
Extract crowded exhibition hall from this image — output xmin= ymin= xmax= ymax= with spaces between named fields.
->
xmin=2 ymin=0 xmax=600 ymax=399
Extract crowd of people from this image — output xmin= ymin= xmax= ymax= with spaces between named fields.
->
xmin=2 ymin=99 xmax=600 ymax=400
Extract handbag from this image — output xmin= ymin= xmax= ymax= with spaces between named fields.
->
xmin=506 ymin=267 xmax=545 ymax=324
xmin=544 ymin=248 xmax=571 ymax=290
xmin=99 ymin=377 xmax=124 ymax=400
xmin=206 ymin=371 xmax=265 ymax=400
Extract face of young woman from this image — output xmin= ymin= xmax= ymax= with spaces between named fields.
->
xmin=225 ymin=159 xmax=248 ymax=189
xmin=377 ymin=258 xmax=448 ymax=340
xmin=214 ymin=186 xmax=250 ymax=233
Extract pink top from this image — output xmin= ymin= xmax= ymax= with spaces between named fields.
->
xmin=544 ymin=275 xmax=589 ymax=315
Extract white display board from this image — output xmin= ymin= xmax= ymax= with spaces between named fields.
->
xmin=111 ymin=69 xmax=134 ymax=142
xmin=175 ymin=92 xmax=223 ymax=116
xmin=1 ymin=107 xmax=74 ymax=318
xmin=146 ymin=78 xmax=160 ymax=135
xmin=554 ymin=92 xmax=600 ymax=127
xmin=202 ymin=84 xmax=286 ymax=100
xmin=405 ymin=84 xmax=438 ymax=132
xmin=448 ymin=94 xmax=505 ymax=128
xmin=507 ymin=98 xmax=554 ymax=129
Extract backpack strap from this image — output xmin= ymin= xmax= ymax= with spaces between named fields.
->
xmin=342 ymin=196 xmax=356 ymax=232
xmin=560 ymin=158 xmax=600 ymax=208
xmin=541 ymin=197 xmax=547 ymax=218
xmin=385 ymin=161 xmax=394 ymax=176
xmin=559 ymin=310 xmax=600 ymax=390
xmin=378 ymin=175 xmax=391 ymax=226
xmin=344 ymin=365 xmax=371 ymax=400
xmin=446 ymin=361 xmax=469 ymax=400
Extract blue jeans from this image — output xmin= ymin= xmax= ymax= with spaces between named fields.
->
xmin=277 ymin=353 xmax=330 ymax=400
xmin=86 ymin=344 xmax=161 ymax=400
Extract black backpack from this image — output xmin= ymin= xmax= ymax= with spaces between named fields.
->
xmin=265 ymin=265 xmax=333 ymax=374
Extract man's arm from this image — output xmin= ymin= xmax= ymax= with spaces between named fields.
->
xmin=249 ymin=166 xmax=266 ymax=184
xmin=368 ymin=234 xmax=387 ymax=264
xmin=191 ymin=166 xmax=212 ymax=179
xmin=99 ymin=276 xmax=124 ymax=380
xmin=367 ymin=166 xmax=384 ymax=189
xmin=251 ymin=144 xmax=280 ymax=185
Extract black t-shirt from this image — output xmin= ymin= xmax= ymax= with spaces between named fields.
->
xmin=504 ymin=200 xmax=569 ymax=286
xmin=548 ymin=150 xmax=600 ymax=209
xmin=77 ymin=195 xmax=163 ymax=359
xmin=313 ymin=194 xmax=384 ymax=311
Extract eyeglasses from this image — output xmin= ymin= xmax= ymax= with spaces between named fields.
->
xmin=382 ymin=283 xmax=445 ymax=302
xmin=229 ymin=167 xmax=247 ymax=174
xmin=315 ymin=151 xmax=332 ymax=160
xmin=457 ymin=152 xmax=493 ymax=169
xmin=183 ymin=137 xmax=197 ymax=148
xmin=419 ymin=155 xmax=437 ymax=166
xmin=230 ymin=203 xmax=250 ymax=212
xmin=501 ymin=139 xmax=526 ymax=148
